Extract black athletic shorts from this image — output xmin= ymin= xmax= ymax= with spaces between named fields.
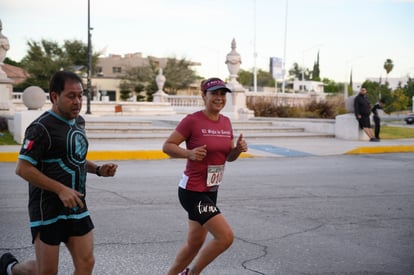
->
xmin=358 ymin=115 xmax=371 ymax=129
xmin=178 ymin=187 xmax=221 ymax=225
xmin=31 ymin=216 xmax=94 ymax=245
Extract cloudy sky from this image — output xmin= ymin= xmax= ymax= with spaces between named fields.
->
xmin=2 ymin=0 xmax=414 ymax=83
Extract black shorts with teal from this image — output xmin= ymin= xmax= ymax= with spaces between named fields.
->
xmin=31 ymin=216 xmax=94 ymax=245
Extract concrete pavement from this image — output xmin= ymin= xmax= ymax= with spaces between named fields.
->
xmin=1 ymin=155 xmax=414 ymax=274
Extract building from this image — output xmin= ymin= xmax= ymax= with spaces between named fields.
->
xmin=293 ymin=79 xmax=325 ymax=94
xmin=94 ymin=52 xmax=201 ymax=101
xmin=0 ymin=64 xmax=30 ymax=85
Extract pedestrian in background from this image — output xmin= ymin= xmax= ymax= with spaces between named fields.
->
xmin=0 ymin=71 xmax=118 ymax=275
xmin=354 ymin=87 xmax=379 ymax=142
xmin=372 ymin=99 xmax=386 ymax=140
xmin=163 ymin=77 xmax=248 ymax=275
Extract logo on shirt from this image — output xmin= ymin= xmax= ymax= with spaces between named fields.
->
xmin=68 ymin=130 xmax=88 ymax=164
xmin=23 ymin=139 xmax=34 ymax=151
xmin=201 ymin=128 xmax=231 ymax=137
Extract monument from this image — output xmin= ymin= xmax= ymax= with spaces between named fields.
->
xmin=153 ymin=68 xmax=168 ymax=102
xmin=0 ymin=19 xmax=13 ymax=111
xmin=224 ymin=38 xmax=254 ymax=120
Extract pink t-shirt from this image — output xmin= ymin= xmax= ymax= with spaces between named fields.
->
xmin=176 ymin=111 xmax=234 ymax=192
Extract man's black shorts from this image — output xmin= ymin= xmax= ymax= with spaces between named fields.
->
xmin=358 ymin=115 xmax=371 ymax=129
xmin=31 ymin=216 xmax=94 ymax=245
xmin=178 ymin=187 xmax=221 ymax=225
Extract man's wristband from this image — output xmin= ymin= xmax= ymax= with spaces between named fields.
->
xmin=96 ymin=166 xmax=102 ymax=177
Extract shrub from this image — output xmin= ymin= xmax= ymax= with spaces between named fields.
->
xmin=247 ymin=95 xmax=346 ymax=119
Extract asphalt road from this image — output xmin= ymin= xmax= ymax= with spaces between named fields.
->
xmin=1 ymin=154 xmax=414 ymax=275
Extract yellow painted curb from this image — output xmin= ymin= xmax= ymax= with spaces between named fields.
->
xmin=346 ymin=145 xmax=414 ymax=155
xmin=0 ymin=152 xmax=18 ymax=162
xmin=86 ymin=150 xmax=170 ymax=161
xmin=86 ymin=150 xmax=254 ymax=160
xmin=0 ymin=151 xmax=254 ymax=162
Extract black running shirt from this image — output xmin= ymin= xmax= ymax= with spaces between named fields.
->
xmin=18 ymin=111 xmax=90 ymax=228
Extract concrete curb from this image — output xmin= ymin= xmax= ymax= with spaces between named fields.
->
xmin=0 ymin=151 xmax=255 ymax=162
xmin=346 ymin=145 xmax=414 ymax=155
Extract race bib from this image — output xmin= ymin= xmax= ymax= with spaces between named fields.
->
xmin=206 ymin=165 xmax=225 ymax=187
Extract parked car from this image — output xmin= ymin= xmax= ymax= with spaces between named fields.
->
xmin=404 ymin=113 xmax=414 ymax=124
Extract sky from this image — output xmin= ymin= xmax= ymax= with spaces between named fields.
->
xmin=2 ymin=0 xmax=414 ymax=83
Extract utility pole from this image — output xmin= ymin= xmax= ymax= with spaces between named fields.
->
xmin=253 ymin=0 xmax=257 ymax=92
xmin=281 ymin=0 xmax=288 ymax=93
xmin=86 ymin=0 xmax=92 ymax=114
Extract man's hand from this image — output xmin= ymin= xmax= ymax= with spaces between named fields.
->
xmin=57 ymin=186 xmax=85 ymax=208
xmin=99 ymin=163 xmax=118 ymax=177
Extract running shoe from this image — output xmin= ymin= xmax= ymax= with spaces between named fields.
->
xmin=179 ymin=267 xmax=190 ymax=275
xmin=0 ymin=253 xmax=18 ymax=275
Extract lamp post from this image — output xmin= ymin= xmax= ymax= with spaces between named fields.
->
xmin=253 ymin=0 xmax=257 ymax=92
xmin=85 ymin=0 xmax=92 ymax=114
xmin=281 ymin=0 xmax=288 ymax=94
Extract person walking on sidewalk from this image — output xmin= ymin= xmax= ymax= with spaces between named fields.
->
xmin=372 ymin=99 xmax=386 ymax=140
xmin=354 ymin=87 xmax=379 ymax=142
xmin=0 ymin=71 xmax=118 ymax=275
xmin=163 ymin=77 xmax=248 ymax=275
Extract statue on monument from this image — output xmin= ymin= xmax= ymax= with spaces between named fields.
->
xmin=0 ymin=19 xmax=10 ymax=65
xmin=225 ymin=38 xmax=242 ymax=88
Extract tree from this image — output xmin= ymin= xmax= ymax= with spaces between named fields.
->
xmin=383 ymin=58 xmax=394 ymax=83
xmin=256 ymin=69 xmax=275 ymax=87
xmin=288 ymin=62 xmax=303 ymax=80
xmin=120 ymin=64 xmax=154 ymax=101
xmin=19 ymin=39 xmax=99 ymax=91
xmin=347 ymin=69 xmax=353 ymax=96
xmin=403 ymin=77 xmax=414 ymax=109
xmin=238 ymin=69 xmax=253 ymax=86
xmin=120 ymin=57 xmax=199 ymax=101
xmin=388 ymin=88 xmax=409 ymax=112
xmin=237 ymin=69 xmax=275 ymax=88
xmin=162 ymin=57 xmax=198 ymax=95
xmin=362 ymin=80 xmax=392 ymax=110
xmin=4 ymin=57 xmax=20 ymax=67
xmin=312 ymin=51 xmax=320 ymax=81
xmin=322 ymin=78 xmax=342 ymax=94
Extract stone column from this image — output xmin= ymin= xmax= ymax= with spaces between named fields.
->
xmin=224 ymin=38 xmax=254 ymax=120
xmin=153 ymin=68 xmax=168 ymax=102
xmin=0 ymin=19 xmax=13 ymax=111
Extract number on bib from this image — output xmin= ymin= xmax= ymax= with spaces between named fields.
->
xmin=206 ymin=165 xmax=225 ymax=187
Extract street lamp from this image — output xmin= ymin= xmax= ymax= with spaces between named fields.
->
xmin=281 ymin=0 xmax=288 ymax=94
xmin=85 ymin=0 xmax=92 ymax=114
xmin=253 ymin=0 xmax=257 ymax=92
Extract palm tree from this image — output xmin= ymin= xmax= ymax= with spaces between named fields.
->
xmin=383 ymin=59 xmax=394 ymax=84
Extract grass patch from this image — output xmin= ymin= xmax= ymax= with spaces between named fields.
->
xmin=0 ymin=131 xmax=18 ymax=145
xmin=381 ymin=126 xmax=414 ymax=139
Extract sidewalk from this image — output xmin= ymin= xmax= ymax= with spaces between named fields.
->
xmin=1 ymin=137 xmax=414 ymax=162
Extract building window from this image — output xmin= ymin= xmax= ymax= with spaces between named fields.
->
xmin=112 ymin=67 xmax=122 ymax=73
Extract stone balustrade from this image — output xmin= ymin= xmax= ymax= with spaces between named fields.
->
xmin=10 ymin=92 xmax=323 ymax=115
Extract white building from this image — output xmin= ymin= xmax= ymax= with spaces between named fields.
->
xmin=293 ymin=79 xmax=325 ymax=94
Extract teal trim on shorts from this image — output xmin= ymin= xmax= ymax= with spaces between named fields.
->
xmin=30 ymin=211 xmax=90 ymax=227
